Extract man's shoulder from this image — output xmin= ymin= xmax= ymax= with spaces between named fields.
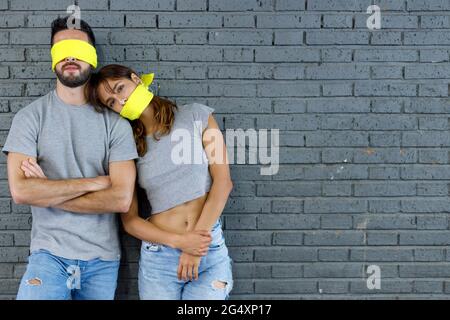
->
xmin=102 ymin=108 xmax=133 ymax=131
xmin=16 ymin=91 xmax=52 ymax=115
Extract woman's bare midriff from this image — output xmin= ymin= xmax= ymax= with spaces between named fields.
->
xmin=147 ymin=193 xmax=209 ymax=235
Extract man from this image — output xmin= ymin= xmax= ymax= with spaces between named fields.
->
xmin=2 ymin=17 xmax=138 ymax=300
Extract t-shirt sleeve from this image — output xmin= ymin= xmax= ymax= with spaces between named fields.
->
xmin=109 ymin=116 xmax=139 ymax=162
xmin=192 ymin=103 xmax=215 ymax=131
xmin=2 ymin=107 xmax=39 ymax=157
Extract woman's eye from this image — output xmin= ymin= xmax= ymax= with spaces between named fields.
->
xmin=117 ymin=85 xmax=124 ymax=93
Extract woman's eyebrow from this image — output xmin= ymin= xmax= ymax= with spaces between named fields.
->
xmin=112 ymin=82 xmax=119 ymax=92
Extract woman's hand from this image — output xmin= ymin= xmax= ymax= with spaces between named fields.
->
xmin=177 ymin=252 xmax=202 ymax=281
xmin=21 ymin=158 xmax=47 ymax=179
xmin=175 ymin=230 xmax=212 ymax=256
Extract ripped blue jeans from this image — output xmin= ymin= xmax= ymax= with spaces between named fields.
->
xmin=16 ymin=249 xmax=119 ymax=300
xmin=138 ymin=219 xmax=234 ymax=300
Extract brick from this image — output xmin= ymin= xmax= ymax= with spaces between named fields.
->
xmin=0 ymin=234 xmax=13 ymax=246
xmin=318 ymin=249 xmax=349 ymax=261
xmin=420 ymin=49 xmax=449 ymax=62
xmin=209 ymin=31 xmax=272 ymax=45
xmin=255 ymin=48 xmax=320 ymax=62
xmin=0 ymin=14 xmax=24 ymax=27
xmin=160 ymin=47 xmax=222 ymax=61
xmin=350 ymin=280 xmax=413 ymax=294
xmin=175 ymin=31 xmax=207 ymax=44
xmin=0 ymin=264 xmax=13 ymax=278
xmin=306 ymin=31 xmax=369 ymax=45
xmin=176 ymin=0 xmax=207 ymax=11
xmin=304 ymin=231 xmax=365 ymax=246
xmin=125 ymin=14 xmax=157 ymax=28
xmin=304 ymin=263 xmax=364 ymax=278
xmin=257 ymin=83 xmax=320 ymax=97
xmin=111 ymin=31 xmax=174 ymax=44
xmin=255 ymin=248 xmax=317 ymax=262
xmin=125 ymin=47 xmax=157 ymax=61
xmin=258 ymin=215 xmax=320 ymax=230
xmin=354 ymin=49 xmax=418 ymax=62
xmin=208 ymin=65 xmax=272 ymax=79
xmin=257 ymin=14 xmax=320 ymax=28
xmin=159 ymin=14 xmax=221 ymax=28
xmin=323 ymin=14 xmax=353 ymax=28
xmin=305 ymin=64 xmax=369 ymax=80
xmin=0 ymin=247 xmax=29 ymax=263
xmin=225 ymin=215 xmax=257 ymax=230
xmin=110 ymin=0 xmax=175 ymax=10
xmin=275 ymin=0 xmax=305 ymax=11
xmin=255 ymin=280 xmax=317 ymax=294
xmin=304 ymin=199 xmax=367 ymax=214
xmin=209 ymin=0 xmax=273 ymax=11
xmin=223 ymin=48 xmax=254 ymax=62
xmin=224 ymin=14 xmax=255 ymax=28
xmin=356 ymin=14 xmax=418 ymax=29
xmin=405 ymin=31 xmax=450 ymax=45
xmin=234 ymin=263 xmax=271 ymax=279
xmin=407 ymin=0 xmax=450 ymax=10
xmin=400 ymin=232 xmax=450 ymax=245
xmin=400 ymin=264 xmax=450 ymax=277
xmin=274 ymin=31 xmax=303 ymax=45
xmin=350 ymin=249 xmax=414 ymax=262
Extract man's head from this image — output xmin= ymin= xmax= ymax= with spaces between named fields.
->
xmin=50 ymin=17 xmax=96 ymax=88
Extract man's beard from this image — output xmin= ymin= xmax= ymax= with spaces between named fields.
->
xmin=55 ymin=66 xmax=91 ymax=88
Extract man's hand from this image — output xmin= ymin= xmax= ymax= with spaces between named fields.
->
xmin=177 ymin=252 xmax=202 ymax=281
xmin=21 ymin=158 xmax=46 ymax=179
xmin=20 ymin=158 xmax=112 ymax=191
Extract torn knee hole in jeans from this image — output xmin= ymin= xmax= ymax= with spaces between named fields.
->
xmin=26 ymin=278 xmax=42 ymax=286
xmin=212 ymin=280 xmax=228 ymax=289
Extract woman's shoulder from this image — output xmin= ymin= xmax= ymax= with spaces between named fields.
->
xmin=177 ymin=102 xmax=214 ymax=113
xmin=176 ymin=102 xmax=215 ymax=128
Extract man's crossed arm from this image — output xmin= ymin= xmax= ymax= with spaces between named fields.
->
xmin=7 ymin=152 xmax=136 ymax=214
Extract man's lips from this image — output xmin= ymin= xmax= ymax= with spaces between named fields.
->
xmin=63 ymin=65 xmax=80 ymax=71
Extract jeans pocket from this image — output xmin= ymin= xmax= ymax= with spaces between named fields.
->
xmin=208 ymin=234 xmax=225 ymax=250
xmin=141 ymin=241 xmax=161 ymax=253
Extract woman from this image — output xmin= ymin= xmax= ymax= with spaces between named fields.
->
xmin=88 ymin=64 xmax=233 ymax=300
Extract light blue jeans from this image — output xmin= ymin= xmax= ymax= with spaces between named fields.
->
xmin=16 ymin=249 xmax=120 ymax=300
xmin=138 ymin=219 xmax=233 ymax=300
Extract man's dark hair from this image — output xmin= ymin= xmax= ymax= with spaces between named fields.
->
xmin=50 ymin=16 xmax=96 ymax=47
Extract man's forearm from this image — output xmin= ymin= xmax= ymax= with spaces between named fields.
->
xmin=55 ymin=186 xmax=130 ymax=214
xmin=14 ymin=177 xmax=101 ymax=207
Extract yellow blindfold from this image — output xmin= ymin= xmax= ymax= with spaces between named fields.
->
xmin=120 ymin=73 xmax=155 ymax=121
xmin=51 ymin=39 xmax=98 ymax=71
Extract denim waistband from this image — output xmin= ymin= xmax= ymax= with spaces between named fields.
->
xmin=142 ymin=218 xmax=223 ymax=249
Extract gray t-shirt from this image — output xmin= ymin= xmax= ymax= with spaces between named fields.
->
xmin=137 ymin=103 xmax=214 ymax=215
xmin=2 ymin=90 xmax=138 ymax=261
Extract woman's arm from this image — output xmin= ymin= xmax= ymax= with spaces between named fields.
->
xmin=121 ymin=185 xmax=212 ymax=256
xmin=193 ymin=115 xmax=233 ymax=232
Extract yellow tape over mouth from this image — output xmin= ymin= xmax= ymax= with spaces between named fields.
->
xmin=51 ymin=39 xmax=98 ymax=71
xmin=120 ymin=73 xmax=155 ymax=121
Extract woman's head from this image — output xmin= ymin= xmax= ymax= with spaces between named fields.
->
xmin=88 ymin=64 xmax=141 ymax=114
xmin=88 ymin=64 xmax=177 ymax=157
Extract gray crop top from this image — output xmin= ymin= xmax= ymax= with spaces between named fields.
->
xmin=136 ymin=103 xmax=215 ymax=215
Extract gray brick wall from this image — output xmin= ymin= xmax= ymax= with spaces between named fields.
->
xmin=1 ymin=0 xmax=450 ymax=299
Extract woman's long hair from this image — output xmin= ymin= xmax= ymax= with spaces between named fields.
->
xmin=87 ymin=64 xmax=177 ymax=157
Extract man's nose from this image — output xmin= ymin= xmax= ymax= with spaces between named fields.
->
xmin=65 ymin=57 xmax=77 ymax=62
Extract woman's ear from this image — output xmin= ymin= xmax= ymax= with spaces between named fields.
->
xmin=130 ymin=73 xmax=142 ymax=85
